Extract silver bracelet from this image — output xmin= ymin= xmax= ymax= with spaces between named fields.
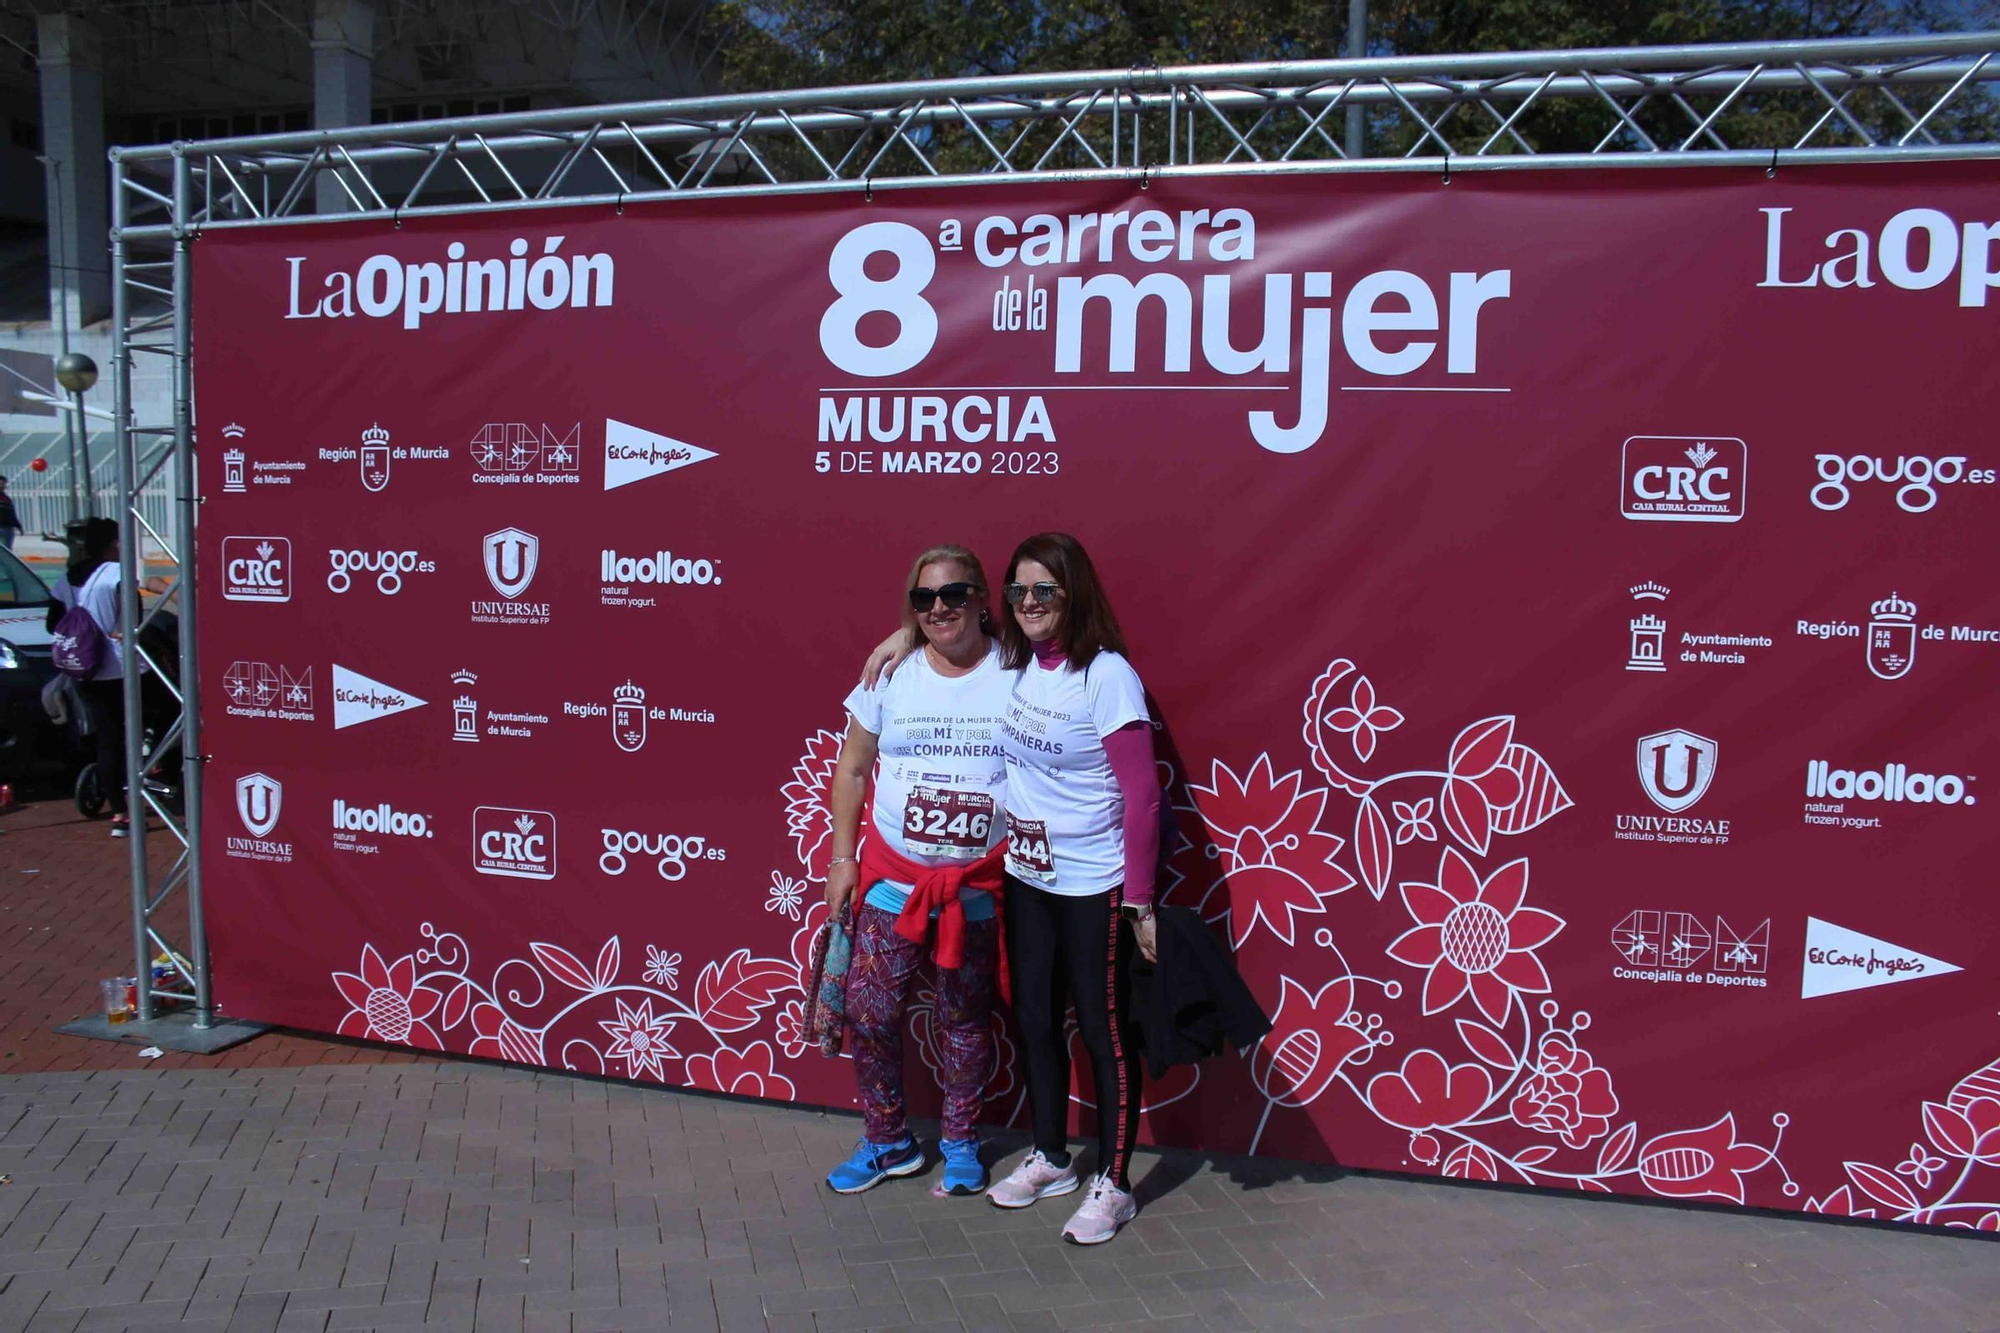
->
xmin=829 ymin=855 xmax=858 ymax=866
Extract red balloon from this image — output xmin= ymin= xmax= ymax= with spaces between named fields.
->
xmin=29 ymin=457 xmax=46 ymax=472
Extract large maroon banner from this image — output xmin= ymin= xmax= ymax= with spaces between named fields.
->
xmin=195 ymin=164 xmax=2000 ymax=1227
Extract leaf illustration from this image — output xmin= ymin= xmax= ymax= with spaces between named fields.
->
xmin=499 ymin=1019 xmax=542 ymax=1066
xmin=1578 ymin=1177 xmax=1612 ymax=1193
xmin=1597 ymin=1122 xmax=1638 ymax=1174
xmin=1514 ymin=1145 xmax=1557 ymax=1167
xmin=1455 ymin=1020 xmax=1516 ymax=1070
xmin=1442 ymin=1142 xmax=1498 ymax=1181
xmin=531 ymin=942 xmax=600 ymax=993
xmin=440 ymin=981 xmax=472 ymax=1031
xmin=1448 ymin=716 xmax=1515 ymax=780
xmin=694 ymin=949 xmax=796 ymax=1033
xmin=1355 ymin=797 xmax=1393 ymax=902
xmin=1489 ymin=744 xmax=1575 ymax=836
xmin=1923 ymin=1101 xmax=1977 ymax=1158
xmin=1845 ymin=1160 xmax=1921 ymax=1213
xmin=1440 ymin=777 xmax=1492 ymax=856
xmin=594 ymin=937 xmax=621 ymax=991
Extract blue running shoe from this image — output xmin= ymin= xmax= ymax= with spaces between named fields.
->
xmin=938 ymin=1138 xmax=987 ymax=1196
xmin=826 ymin=1135 xmax=923 ymax=1194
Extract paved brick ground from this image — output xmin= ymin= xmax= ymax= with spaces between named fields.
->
xmin=0 ymin=798 xmax=430 ymax=1074
xmin=1 ymin=795 xmax=1997 ymax=1331
xmin=0 ymin=1066 xmax=1995 ymax=1333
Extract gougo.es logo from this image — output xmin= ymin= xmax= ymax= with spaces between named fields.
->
xmin=328 ymin=547 xmax=438 ymax=594
xmin=598 ymin=829 xmax=726 ymax=880
xmin=1811 ymin=453 xmax=1996 ymax=513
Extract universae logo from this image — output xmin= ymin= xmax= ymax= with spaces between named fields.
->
xmin=1636 ymin=729 xmax=1718 ymax=813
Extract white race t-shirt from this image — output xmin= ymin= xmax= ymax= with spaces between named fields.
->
xmin=76 ymin=563 xmax=125 ymax=681
xmin=843 ymin=645 xmax=1014 ymax=910
xmin=1000 ymin=651 xmax=1149 ymax=895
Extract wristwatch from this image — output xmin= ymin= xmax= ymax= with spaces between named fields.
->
xmin=1122 ymin=902 xmax=1155 ymax=922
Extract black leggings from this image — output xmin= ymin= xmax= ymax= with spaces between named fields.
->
xmin=1004 ymin=876 xmax=1142 ymax=1188
xmin=80 ymin=675 xmax=174 ymax=817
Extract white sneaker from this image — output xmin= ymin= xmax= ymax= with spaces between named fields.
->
xmin=986 ymin=1150 xmax=1080 ymax=1209
xmin=1061 ymin=1174 xmax=1138 ymax=1245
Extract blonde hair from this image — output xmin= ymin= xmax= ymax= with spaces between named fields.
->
xmin=900 ymin=544 xmax=991 ymax=651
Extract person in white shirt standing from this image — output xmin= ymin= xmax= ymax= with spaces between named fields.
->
xmin=983 ymin=532 xmax=1160 ymax=1245
xmin=822 ymin=545 xmax=1013 ymax=1198
xmin=67 ymin=519 xmax=136 ymax=836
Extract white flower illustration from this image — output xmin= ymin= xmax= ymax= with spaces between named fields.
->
xmin=766 ymin=871 xmax=806 ymax=921
xmin=643 ymin=944 xmax=682 ymax=990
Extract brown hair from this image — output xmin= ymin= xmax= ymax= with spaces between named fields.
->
xmin=996 ymin=532 xmax=1129 ymax=671
xmin=899 ymin=544 xmax=991 ymax=652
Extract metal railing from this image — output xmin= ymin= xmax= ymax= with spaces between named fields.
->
xmin=105 ymin=31 xmax=2000 ymax=1030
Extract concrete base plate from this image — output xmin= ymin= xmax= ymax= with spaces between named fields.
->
xmin=58 ymin=1010 xmax=270 ymax=1054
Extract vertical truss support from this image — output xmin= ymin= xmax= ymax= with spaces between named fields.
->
xmin=108 ymin=144 xmax=212 ymax=1031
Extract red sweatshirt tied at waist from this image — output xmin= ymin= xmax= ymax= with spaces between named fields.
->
xmin=857 ymin=838 xmax=1012 ymax=999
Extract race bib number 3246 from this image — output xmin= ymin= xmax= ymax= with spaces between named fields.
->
xmin=903 ymin=786 xmax=995 ymax=857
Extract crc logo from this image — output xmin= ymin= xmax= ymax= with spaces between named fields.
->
xmin=474 ymin=806 xmax=557 ymax=880
xmin=599 ymin=829 xmax=712 ymax=881
xmin=235 ymin=772 xmax=283 ymax=837
xmin=1809 ymin=454 xmax=1994 ymax=513
xmin=328 ymin=547 xmax=435 ymax=595
xmin=1637 ymin=729 xmax=1718 ymax=813
xmin=483 ymin=528 xmax=540 ymax=599
xmin=1620 ymin=437 xmax=1746 ymax=523
xmin=222 ymin=536 xmax=292 ymax=602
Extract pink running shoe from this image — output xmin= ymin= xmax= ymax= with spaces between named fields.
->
xmin=986 ymin=1150 xmax=1080 ymax=1209
xmin=1061 ymin=1174 xmax=1138 ymax=1245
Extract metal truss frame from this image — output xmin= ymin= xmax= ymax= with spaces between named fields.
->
xmin=107 ymin=31 xmax=2000 ymax=1027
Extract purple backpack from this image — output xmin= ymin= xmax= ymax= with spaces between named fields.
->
xmin=51 ymin=603 xmax=104 ymax=679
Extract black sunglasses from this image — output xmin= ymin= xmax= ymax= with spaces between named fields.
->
xmin=1004 ymin=581 xmax=1063 ymax=606
xmin=909 ymin=581 xmax=981 ymax=612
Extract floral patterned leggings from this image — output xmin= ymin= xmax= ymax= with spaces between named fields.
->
xmin=846 ymin=904 xmax=998 ymax=1144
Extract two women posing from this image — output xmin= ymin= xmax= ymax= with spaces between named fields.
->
xmin=822 ymin=532 xmax=1159 ymax=1245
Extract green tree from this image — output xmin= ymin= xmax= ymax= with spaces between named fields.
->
xmin=699 ymin=0 xmax=1999 ymax=170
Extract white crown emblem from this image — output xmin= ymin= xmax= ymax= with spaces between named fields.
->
xmin=1629 ymin=581 xmax=1670 ymax=601
xmin=1870 ymin=592 xmax=1917 ymax=623
xmin=1684 ymin=442 xmax=1719 ymax=469
xmin=362 ymin=422 xmax=391 ymax=447
xmin=451 ymin=669 xmax=478 ymax=686
xmin=613 ymin=680 xmax=645 ymax=705
xmin=221 ymin=423 xmax=246 ymax=439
